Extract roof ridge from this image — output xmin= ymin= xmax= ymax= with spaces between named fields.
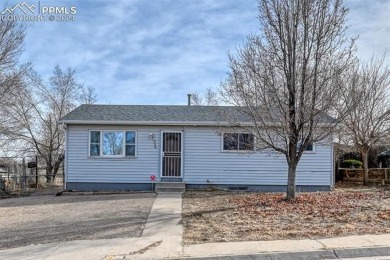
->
xmin=79 ymin=104 xmax=225 ymax=107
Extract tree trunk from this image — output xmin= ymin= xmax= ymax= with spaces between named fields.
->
xmin=52 ymin=167 xmax=58 ymax=181
xmin=46 ymin=164 xmax=53 ymax=183
xmin=286 ymin=163 xmax=297 ymax=200
xmin=361 ymin=150 xmax=369 ymax=185
xmin=52 ymin=156 xmax=64 ymax=181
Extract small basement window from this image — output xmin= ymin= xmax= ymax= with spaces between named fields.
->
xmin=228 ymin=186 xmax=249 ymax=191
xmin=223 ymin=133 xmax=254 ymax=151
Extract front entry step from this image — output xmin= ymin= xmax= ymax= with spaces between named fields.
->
xmin=155 ymin=182 xmax=185 ymax=193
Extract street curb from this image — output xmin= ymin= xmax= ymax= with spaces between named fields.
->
xmin=170 ymin=246 xmax=390 ymax=259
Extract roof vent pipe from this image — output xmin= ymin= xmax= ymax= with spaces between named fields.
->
xmin=187 ymin=94 xmax=192 ymax=106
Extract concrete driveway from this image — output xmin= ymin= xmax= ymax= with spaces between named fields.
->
xmin=0 ymin=192 xmax=156 ymax=249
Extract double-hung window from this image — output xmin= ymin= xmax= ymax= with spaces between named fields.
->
xmin=125 ymin=131 xmax=136 ymax=156
xmin=89 ymin=130 xmax=136 ymax=157
xmin=90 ymin=131 xmax=100 ymax=156
xmin=223 ymin=133 xmax=254 ymax=151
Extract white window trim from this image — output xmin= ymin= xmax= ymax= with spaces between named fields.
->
xmin=304 ymin=144 xmax=316 ymax=153
xmin=88 ymin=130 xmax=138 ymax=158
xmin=221 ymin=132 xmax=255 ymax=152
xmin=299 ymin=142 xmax=316 ymax=154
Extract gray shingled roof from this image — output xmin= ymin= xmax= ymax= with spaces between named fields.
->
xmin=59 ymin=104 xmax=251 ymax=124
xmin=60 ymin=104 xmax=335 ymax=125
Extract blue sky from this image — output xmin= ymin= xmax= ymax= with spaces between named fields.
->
xmin=5 ymin=0 xmax=390 ymax=105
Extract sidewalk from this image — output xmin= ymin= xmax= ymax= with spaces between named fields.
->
xmin=1 ymin=193 xmax=390 ymax=259
xmin=182 ymin=234 xmax=390 ymax=259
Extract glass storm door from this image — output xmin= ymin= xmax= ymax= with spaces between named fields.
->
xmin=161 ymin=132 xmax=182 ymax=178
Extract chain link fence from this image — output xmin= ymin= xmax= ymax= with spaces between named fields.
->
xmin=0 ymin=156 xmax=64 ymax=193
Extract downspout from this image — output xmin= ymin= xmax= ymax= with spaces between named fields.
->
xmin=332 ymin=144 xmax=335 ymax=190
xmin=63 ymin=123 xmax=68 ymax=190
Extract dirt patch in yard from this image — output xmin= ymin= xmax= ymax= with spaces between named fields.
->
xmin=182 ymin=185 xmax=390 ymax=244
xmin=0 ymin=192 xmax=156 ymax=249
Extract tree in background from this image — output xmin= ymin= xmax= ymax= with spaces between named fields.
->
xmin=80 ymin=85 xmax=98 ymax=104
xmin=0 ymin=19 xmax=96 ymax=181
xmin=339 ymin=55 xmax=390 ymax=184
xmin=6 ymin=66 xmax=97 ymax=182
xmin=221 ymin=0 xmax=355 ymax=199
xmin=0 ymin=19 xmax=29 ymax=141
xmin=190 ymin=88 xmax=218 ymax=106
xmin=0 ymin=19 xmax=26 ymax=96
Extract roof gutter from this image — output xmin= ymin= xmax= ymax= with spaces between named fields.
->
xmin=58 ymin=120 xmax=334 ymax=127
xmin=57 ymin=120 xmax=242 ymax=126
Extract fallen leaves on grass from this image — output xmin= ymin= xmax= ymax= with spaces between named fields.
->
xmin=229 ymin=191 xmax=373 ymax=219
xmin=182 ymin=186 xmax=390 ymax=244
xmin=378 ymin=210 xmax=390 ymax=220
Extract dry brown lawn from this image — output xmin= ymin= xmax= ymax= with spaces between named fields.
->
xmin=182 ymin=184 xmax=390 ymax=244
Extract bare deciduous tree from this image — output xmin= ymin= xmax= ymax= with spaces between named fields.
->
xmin=190 ymin=93 xmax=203 ymax=106
xmin=0 ymin=19 xmax=25 ymax=73
xmin=0 ymin=19 xmax=28 ymax=134
xmin=80 ymin=85 xmax=97 ymax=104
xmin=340 ymin=54 xmax=390 ymax=184
xmin=221 ymin=0 xmax=355 ymax=199
xmin=191 ymin=88 xmax=218 ymax=106
xmin=6 ymin=66 xmax=96 ymax=182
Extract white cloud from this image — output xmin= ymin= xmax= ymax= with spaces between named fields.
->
xmin=13 ymin=0 xmax=390 ymax=105
xmin=346 ymin=0 xmax=390 ymax=62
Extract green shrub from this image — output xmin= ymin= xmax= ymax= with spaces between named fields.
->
xmin=343 ymin=159 xmax=363 ymax=168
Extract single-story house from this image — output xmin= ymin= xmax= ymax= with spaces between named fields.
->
xmin=59 ymin=104 xmax=334 ymax=192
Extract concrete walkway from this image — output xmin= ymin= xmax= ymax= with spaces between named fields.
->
xmin=133 ymin=192 xmax=183 ymax=259
xmin=1 ymin=193 xmax=390 ymax=259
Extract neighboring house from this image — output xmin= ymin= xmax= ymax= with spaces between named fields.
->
xmin=59 ymin=104 xmax=334 ymax=192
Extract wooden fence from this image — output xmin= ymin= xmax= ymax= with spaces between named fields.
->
xmin=339 ymin=168 xmax=390 ymax=184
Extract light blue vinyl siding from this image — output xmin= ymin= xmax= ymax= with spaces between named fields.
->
xmin=66 ymin=125 xmax=162 ymax=183
xmin=65 ymin=125 xmax=332 ymax=186
xmin=183 ymin=127 xmax=332 ymax=186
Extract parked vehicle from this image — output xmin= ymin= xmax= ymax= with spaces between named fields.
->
xmin=377 ymin=149 xmax=390 ymax=168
